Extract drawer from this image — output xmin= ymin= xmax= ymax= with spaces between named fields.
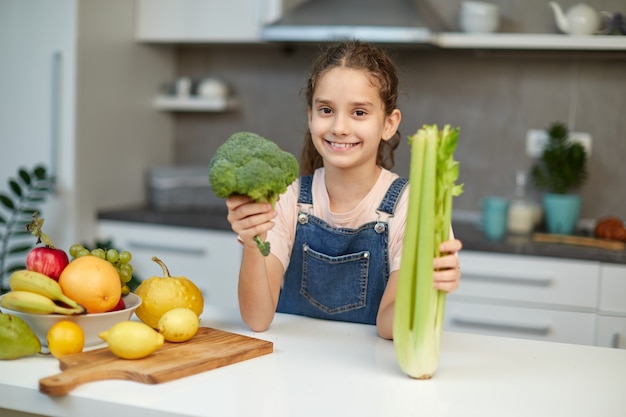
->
xmin=599 ymin=264 xmax=626 ymax=314
xmin=444 ymin=300 xmax=596 ymax=345
xmin=456 ymin=251 xmax=600 ymax=309
xmin=596 ymin=315 xmax=626 ymax=349
xmin=98 ymin=221 xmax=242 ymax=309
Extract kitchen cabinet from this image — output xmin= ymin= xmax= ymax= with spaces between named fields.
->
xmin=445 ymin=251 xmax=601 ymax=345
xmin=596 ymin=264 xmax=626 ymax=349
xmin=0 ymin=1 xmax=173 ymax=257
xmin=97 ymin=220 xmax=242 ymax=309
xmin=135 ymin=0 xmax=306 ymax=43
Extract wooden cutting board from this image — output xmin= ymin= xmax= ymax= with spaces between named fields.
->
xmin=533 ymin=232 xmax=626 ymax=250
xmin=39 ymin=327 xmax=273 ymax=396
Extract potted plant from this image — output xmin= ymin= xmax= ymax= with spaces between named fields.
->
xmin=530 ymin=122 xmax=588 ymax=235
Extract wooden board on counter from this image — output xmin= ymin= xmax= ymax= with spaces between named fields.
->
xmin=533 ymin=233 xmax=626 ymax=250
xmin=39 ymin=327 xmax=273 ymax=396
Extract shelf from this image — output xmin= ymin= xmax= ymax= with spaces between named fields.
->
xmin=434 ymin=33 xmax=626 ymax=50
xmin=153 ymin=95 xmax=238 ymax=112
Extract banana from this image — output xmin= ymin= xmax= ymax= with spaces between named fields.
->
xmin=0 ymin=291 xmax=84 ymax=315
xmin=9 ymin=270 xmax=85 ymax=313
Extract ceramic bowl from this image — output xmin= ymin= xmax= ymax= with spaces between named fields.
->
xmin=0 ymin=293 xmax=141 ymax=350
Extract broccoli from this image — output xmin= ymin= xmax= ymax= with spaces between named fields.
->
xmin=208 ymin=131 xmax=299 ymax=256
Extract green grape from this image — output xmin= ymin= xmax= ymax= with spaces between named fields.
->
xmin=76 ymin=248 xmax=91 ymax=258
xmin=119 ymin=268 xmax=132 ymax=283
xmin=119 ymin=263 xmax=133 ymax=283
xmin=106 ymin=248 xmax=119 ymax=264
xmin=119 ymin=250 xmax=132 ymax=264
xmin=69 ymin=244 xmax=84 ymax=258
xmin=91 ymin=248 xmax=106 ymax=259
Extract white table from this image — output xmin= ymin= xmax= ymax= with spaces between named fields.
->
xmin=1 ymin=305 xmax=625 ymax=417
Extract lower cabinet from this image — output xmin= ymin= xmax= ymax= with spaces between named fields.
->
xmin=445 ymin=251 xmax=617 ymax=347
xmin=596 ymin=264 xmax=626 ymax=348
xmin=97 ymin=221 xmax=242 ymax=309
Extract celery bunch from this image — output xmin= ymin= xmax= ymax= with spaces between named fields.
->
xmin=393 ymin=124 xmax=463 ymax=379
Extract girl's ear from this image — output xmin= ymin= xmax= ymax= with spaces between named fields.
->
xmin=382 ymin=109 xmax=402 ymax=141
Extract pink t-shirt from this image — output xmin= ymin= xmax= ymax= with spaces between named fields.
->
xmin=267 ymin=167 xmax=409 ymax=274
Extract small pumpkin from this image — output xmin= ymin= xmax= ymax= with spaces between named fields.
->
xmin=134 ymin=257 xmax=204 ymax=329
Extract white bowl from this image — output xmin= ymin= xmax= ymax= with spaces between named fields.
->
xmin=0 ymin=293 xmax=141 ymax=350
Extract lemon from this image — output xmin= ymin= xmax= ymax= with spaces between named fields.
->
xmin=99 ymin=321 xmax=164 ymax=359
xmin=134 ymin=257 xmax=204 ymax=329
xmin=47 ymin=321 xmax=84 ymax=358
xmin=158 ymin=308 xmax=200 ymax=342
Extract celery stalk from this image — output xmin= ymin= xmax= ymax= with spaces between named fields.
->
xmin=393 ymin=124 xmax=462 ymax=379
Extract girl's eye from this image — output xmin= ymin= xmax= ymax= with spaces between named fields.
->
xmin=319 ymin=107 xmax=333 ymax=115
xmin=354 ymin=109 xmax=367 ymax=117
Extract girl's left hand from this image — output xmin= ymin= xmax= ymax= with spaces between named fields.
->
xmin=433 ymin=238 xmax=463 ymax=293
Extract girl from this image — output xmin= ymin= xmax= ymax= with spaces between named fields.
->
xmin=226 ymin=40 xmax=462 ymax=340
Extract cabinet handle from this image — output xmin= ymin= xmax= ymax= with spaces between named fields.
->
xmin=611 ymin=332 xmax=624 ymax=349
xmin=50 ymin=51 xmax=62 ymax=194
xmin=451 ymin=316 xmax=551 ymax=336
xmin=462 ymin=272 xmax=553 ymax=287
xmin=126 ymin=241 xmax=206 ymax=257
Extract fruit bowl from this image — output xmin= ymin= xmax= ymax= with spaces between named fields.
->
xmin=0 ymin=293 xmax=141 ymax=351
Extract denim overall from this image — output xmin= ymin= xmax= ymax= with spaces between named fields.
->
xmin=276 ymin=175 xmax=408 ymax=325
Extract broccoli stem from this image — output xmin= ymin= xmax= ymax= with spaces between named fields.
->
xmin=253 ymin=235 xmax=271 ymax=257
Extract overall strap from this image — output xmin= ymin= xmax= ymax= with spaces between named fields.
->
xmin=377 ymin=177 xmax=408 ymax=216
xmin=297 ymin=175 xmax=314 ymax=205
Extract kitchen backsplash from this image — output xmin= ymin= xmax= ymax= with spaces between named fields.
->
xmin=170 ymin=1 xmax=626 ymax=222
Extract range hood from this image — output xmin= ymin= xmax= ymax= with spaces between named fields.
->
xmin=262 ymin=0 xmax=433 ymax=43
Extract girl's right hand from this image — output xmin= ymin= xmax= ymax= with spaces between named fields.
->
xmin=225 ymin=195 xmax=276 ymax=250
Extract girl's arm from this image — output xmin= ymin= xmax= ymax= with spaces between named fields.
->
xmin=376 ymin=238 xmax=463 ymax=340
xmin=226 ymin=195 xmax=285 ymax=332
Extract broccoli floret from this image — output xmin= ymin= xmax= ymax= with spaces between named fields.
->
xmin=208 ymin=131 xmax=299 ymax=256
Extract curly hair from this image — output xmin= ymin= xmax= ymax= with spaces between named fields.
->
xmin=300 ymin=40 xmax=401 ymax=176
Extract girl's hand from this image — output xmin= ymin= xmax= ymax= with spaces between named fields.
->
xmin=226 ymin=195 xmax=276 ymax=251
xmin=433 ymin=238 xmax=463 ymax=293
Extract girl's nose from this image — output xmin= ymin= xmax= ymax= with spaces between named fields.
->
xmin=331 ymin=114 xmax=350 ymax=136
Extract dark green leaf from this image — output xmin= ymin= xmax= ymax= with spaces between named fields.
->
xmin=9 ymin=180 xmax=23 ymax=198
xmin=0 ymin=194 xmax=15 ymax=210
xmin=18 ymin=168 xmax=32 ymax=185
xmin=33 ymin=166 xmax=48 ymax=180
xmin=5 ymin=262 xmax=27 ymax=275
xmin=8 ymin=243 xmax=33 ymax=254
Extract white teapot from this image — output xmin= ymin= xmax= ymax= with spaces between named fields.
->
xmin=548 ymin=2 xmax=602 ymax=35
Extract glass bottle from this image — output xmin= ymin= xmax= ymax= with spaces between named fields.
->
xmin=507 ymin=170 xmax=539 ymax=235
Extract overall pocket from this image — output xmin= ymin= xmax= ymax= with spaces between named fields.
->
xmin=300 ymin=244 xmax=369 ymax=314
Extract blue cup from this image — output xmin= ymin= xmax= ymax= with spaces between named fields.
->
xmin=480 ymin=197 xmax=509 ymax=241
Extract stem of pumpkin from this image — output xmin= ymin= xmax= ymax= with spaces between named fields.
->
xmin=151 ymin=256 xmax=171 ymax=278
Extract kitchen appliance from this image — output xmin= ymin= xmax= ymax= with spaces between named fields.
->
xmin=262 ymin=0 xmax=433 ymax=43
xmin=39 ymin=326 xmax=273 ymax=396
xmin=147 ymin=166 xmax=221 ymax=211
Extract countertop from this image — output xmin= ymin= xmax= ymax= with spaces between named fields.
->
xmin=98 ymin=206 xmax=626 ymax=264
xmin=1 ymin=305 xmax=625 ymax=417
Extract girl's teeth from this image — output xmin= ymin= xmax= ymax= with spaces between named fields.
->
xmin=331 ymin=142 xmax=356 ymax=148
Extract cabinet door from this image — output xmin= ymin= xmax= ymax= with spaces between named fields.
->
xmin=136 ymin=0 xmax=262 ymax=42
xmin=98 ymin=221 xmax=242 ymax=309
xmin=596 ymin=315 xmax=626 ymax=349
xmin=445 ymin=300 xmax=597 ymax=345
xmin=599 ymin=264 xmax=626 ymax=314
xmin=455 ymin=251 xmax=600 ymax=309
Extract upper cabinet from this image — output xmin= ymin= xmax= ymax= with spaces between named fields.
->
xmin=135 ymin=0 xmax=306 ymax=43
xmin=134 ymin=0 xmax=626 ymax=50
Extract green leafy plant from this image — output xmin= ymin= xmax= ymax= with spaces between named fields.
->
xmin=0 ymin=165 xmax=55 ymax=294
xmin=530 ymin=122 xmax=588 ymax=195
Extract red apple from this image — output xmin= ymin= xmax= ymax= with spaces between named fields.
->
xmin=107 ymin=297 xmax=125 ymax=312
xmin=26 ymin=246 xmax=69 ymax=281
xmin=25 ymin=212 xmax=69 ymax=280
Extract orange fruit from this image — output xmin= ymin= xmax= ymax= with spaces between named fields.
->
xmin=59 ymin=256 xmax=121 ymax=313
xmin=47 ymin=321 xmax=84 ymax=358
